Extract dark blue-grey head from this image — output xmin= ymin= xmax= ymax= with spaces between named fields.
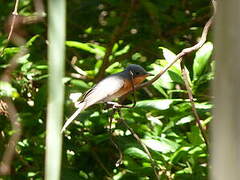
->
xmin=124 ymin=64 xmax=152 ymax=78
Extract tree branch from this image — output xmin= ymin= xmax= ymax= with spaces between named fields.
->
xmin=95 ymin=0 xmax=138 ymax=82
xmin=136 ymin=0 xmax=216 ymax=90
xmin=180 ymin=61 xmax=209 ymax=147
xmin=0 ymin=98 xmax=21 ymax=175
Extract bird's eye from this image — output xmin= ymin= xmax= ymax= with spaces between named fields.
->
xmin=135 ymin=71 xmax=140 ymax=75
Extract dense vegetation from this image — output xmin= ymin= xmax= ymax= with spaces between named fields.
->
xmin=0 ymin=0 xmax=213 ymax=179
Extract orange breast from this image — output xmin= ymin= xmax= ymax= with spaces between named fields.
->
xmin=112 ymin=75 xmax=148 ymax=98
xmin=132 ymin=75 xmax=148 ymax=85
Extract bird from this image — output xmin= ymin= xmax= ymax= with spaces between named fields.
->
xmin=61 ymin=64 xmax=152 ymax=133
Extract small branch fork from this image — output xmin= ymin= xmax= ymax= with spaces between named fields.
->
xmin=117 ymin=110 xmax=162 ymax=180
xmin=0 ymin=0 xmax=22 ymax=175
xmin=7 ymin=0 xmax=20 ymax=41
xmin=95 ymin=0 xmax=138 ymax=82
xmin=180 ymin=62 xmax=209 ymax=147
xmin=137 ymin=0 xmax=217 ymax=90
xmin=0 ymin=0 xmax=45 ymax=175
xmin=106 ymin=71 xmax=136 ymax=168
xmin=132 ymin=0 xmax=216 ymax=147
xmin=106 ymin=1 xmax=216 ymax=177
xmin=107 ymin=72 xmax=166 ymax=180
xmin=0 ymin=99 xmax=21 ymax=175
xmin=108 ymin=109 xmax=162 ymax=180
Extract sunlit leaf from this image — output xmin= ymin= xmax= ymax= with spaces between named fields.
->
xmin=187 ymin=126 xmax=204 ymax=145
xmin=142 ymin=138 xmax=179 ymax=153
xmin=66 ymin=41 xmax=105 ymax=57
xmin=170 ymin=146 xmax=191 ymax=163
xmin=150 ymin=63 xmax=174 ymax=90
xmin=0 ymin=81 xmax=19 ymax=98
xmin=26 ymin=34 xmax=40 ymax=47
xmin=159 ymin=47 xmax=181 ymax=71
xmin=124 ymin=147 xmax=149 ymax=160
xmin=193 ymin=42 xmax=213 ymax=80
xmin=70 ymin=79 xmax=90 ymax=90
xmin=176 ymin=115 xmax=194 ymax=125
xmin=114 ymin=44 xmax=130 ymax=56
xmin=18 ymin=53 xmax=30 ymax=64
xmin=136 ymin=99 xmax=174 ymax=110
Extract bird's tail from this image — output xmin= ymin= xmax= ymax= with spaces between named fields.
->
xmin=61 ymin=102 xmax=86 ymax=133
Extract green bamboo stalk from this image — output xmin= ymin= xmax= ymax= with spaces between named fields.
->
xmin=45 ymin=0 xmax=66 ymax=179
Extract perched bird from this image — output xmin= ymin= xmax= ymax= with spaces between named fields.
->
xmin=61 ymin=64 xmax=152 ymax=132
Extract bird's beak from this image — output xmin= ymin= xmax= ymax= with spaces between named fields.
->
xmin=146 ymin=72 xmax=154 ymax=76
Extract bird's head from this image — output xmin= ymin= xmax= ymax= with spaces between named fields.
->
xmin=124 ymin=64 xmax=153 ymax=85
xmin=125 ymin=64 xmax=153 ymax=78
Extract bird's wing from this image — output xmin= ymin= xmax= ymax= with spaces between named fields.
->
xmin=61 ymin=75 xmax=125 ymax=133
xmin=83 ymin=75 xmax=125 ymax=107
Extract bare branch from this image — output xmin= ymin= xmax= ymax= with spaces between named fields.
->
xmin=7 ymin=0 xmax=20 ymax=41
xmin=108 ymin=110 xmax=123 ymax=167
xmin=95 ymin=0 xmax=138 ymax=82
xmin=0 ymin=0 xmax=46 ymax=175
xmin=180 ymin=61 xmax=209 ymax=147
xmin=136 ymin=0 xmax=217 ymax=90
xmin=0 ymin=98 xmax=21 ymax=175
xmin=117 ymin=110 xmax=161 ymax=180
xmin=91 ymin=149 xmax=112 ymax=177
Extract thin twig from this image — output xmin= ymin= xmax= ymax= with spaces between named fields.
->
xmin=0 ymin=98 xmax=22 ymax=175
xmin=1 ymin=47 xmax=28 ymax=82
xmin=0 ymin=0 xmax=20 ymax=56
xmin=71 ymin=56 xmax=87 ymax=76
xmin=180 ymin=62 xmax=209 ymax=146
xmin=108 ymin=109 xmax=123 ymax=167
xmin=106 ymin=70 xmax=137 ymax=166
xmin=95 ymin=0 xmax=138 ymax=82
xmin=117 ymin=109 xmax=161 ymax=180
xmin=129 ymin=71 xmax=136 ymax=108
xmin=0 ymin=0 xmax=23 ymax=175
xmin=136 ymin=0 xmax=217 ymax=90
xmin=0 ymin=0 xmax=46 ymax=175
xmin=91 ymin=149 xmax=112 ymax=177
xmin=7 ymin=0 xmax=20 ymax=41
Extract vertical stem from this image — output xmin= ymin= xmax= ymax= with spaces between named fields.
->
xmin=45 ymin=0 xmax=66 ymax=179
xmin=180 ymin=62 xmax=209 ymax=147
xmin=212 ymin=0 xmax=240 ymax=179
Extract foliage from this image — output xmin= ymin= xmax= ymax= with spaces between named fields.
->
xmin=0 ymin=0 xmax=213 ymax=179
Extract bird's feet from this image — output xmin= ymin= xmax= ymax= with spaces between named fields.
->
xmin=105 ymin=102 xmax=135 ymax=109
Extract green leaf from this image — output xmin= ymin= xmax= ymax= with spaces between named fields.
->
xmin=26 ymin=34 xmax=40 ymax=47
xmin=105 ymin=62 xmax=122 ymax=74
xmin=18 ymin=53 xmax=30 ymax=64
xmin=175 ymin=167 xmax=192 ymax=175
xmin=66 ymin=41 xmax=105 ymax=57
xmin=189 ymin=145 xmax=204 ymax=155
xmin=114 ymin=44 xmax=130 ymax=56
xmin=2 ymin=47 xmax=20 ymax=57
xmin=195 ymin=102 xmax=213 ymax=110
xmin=150 ymin=63 xmax=174 ymax=90
xmin=142 ymin=138 xmax=179 ymax=153
xmin=28 ymin=172 xmax=38 ymax=177
xmin=0 ymin=81 xmax=19 ymax=98
xmin=124 ymin=147 xmax=149 ymax=160
xmin=136 ymin=99 xmax=174 ymax=110
xmin=193 ymin=42 xmax=213 ymax=80
xmin=21 ymin=62 xmax=32 ymax=72
xmin=187 ymin=126 xmax=204 ymax=145
xmin=70 ymin=79 xmax=90 ymax=90
xmin=159 ymin=47 xmax=182 ymax=72
xmin=170 ymin=146 xmax=191 ymax=163
xmin=176 ymin=115 xmax=194 ymax=125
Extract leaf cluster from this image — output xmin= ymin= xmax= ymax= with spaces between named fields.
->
xmin=0 ymin=0 xmax=213 ymax=179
